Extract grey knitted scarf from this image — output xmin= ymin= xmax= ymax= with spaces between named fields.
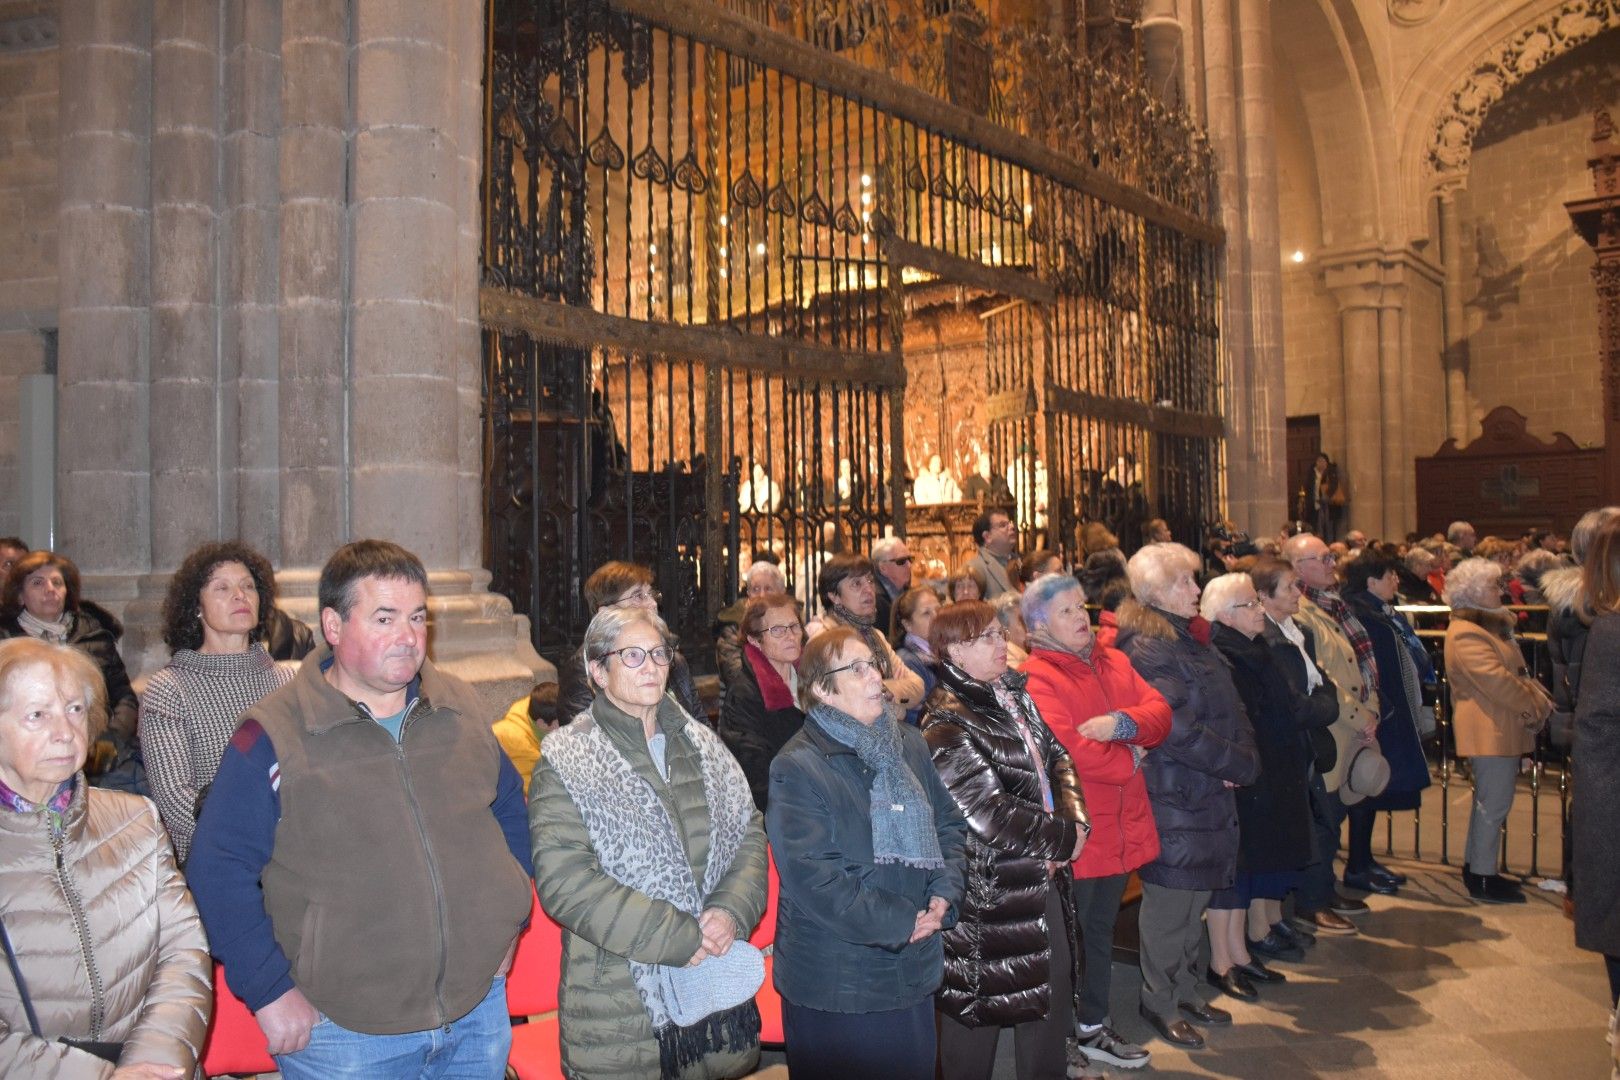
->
xmin=810 ymin=702 xmax=943 ymax=869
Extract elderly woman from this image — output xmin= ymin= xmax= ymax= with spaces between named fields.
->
xmin=767 ymin=628 xmax=967 ymax=1079
xmin=1 ymin=551 xmax=140 ymax=781
xmin=1202 ymin=574 xmax=1318 ymax=1000
xmin=948 ymin=564 xmax=989 ymax=603
xmin=1338 ymin=552 xmax=1434 ymax=896
xmin=556 ymin=561 xmax=705 ymax=723
xmin=718 ymin=593 xmax=806 ymax=809
xmin=0 ymin=637 xmax=211 ymax=1078
xmin=1020 ymin=574 xmax=1168 ymax=1070
xmin=1114 ymin=543 xmax=1259 ymax=1049
xmin=1443 ymin=558 xmax=1552 ymax=904
xmin=714 ymin=560 xmax=787 ymax=693
xmin=994 ymin=592 xmax=1031 ymax=669
xmin=138 ymin=542 xmax=295 ymax=863
xmin=804 ymin=555 xmax=925 ymax=712
xmin=1250 ymin=557 xmax=1344 ymax=953
xmin=531 ymin=607 xmax=769 ymax=1078
xmin=893 ymin=585 xmax=941 ymax=725
xmin=919 ymin=601 xmax=1089 ymax=1080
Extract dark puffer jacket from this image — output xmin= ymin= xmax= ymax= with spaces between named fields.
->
xmin=1114 ymin=602 xmax=1260 ymax=891
xmin=921 ymin=661 xmax=1089 ymax=1028
xmin=1211 ymin=623 xmax=1318 ymax=874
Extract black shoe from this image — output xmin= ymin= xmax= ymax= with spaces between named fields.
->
xmin=1368 ymin=860 xmax=1408 ymax=886
xmin=1247 ymin=929 xmax=1305 ymax=962
xmin=1178 ymin=999 xmax=1233 ymax=1026
xmin=1138 ymin=1006 xmax=1205 ymax=1049
xmin=1234 ymin=958 xmax=1286 ymax=984
xmin=1329 ymin=891 xmax=1370 ymax=916
xmin=1462 ymin=868 xmax=1491 ymax=901
xmin=1075 ymin=1024 xmax=1151 ymax=1069
xmin=1484 ymin=874 xmax=1527 ymax=904
xmin=1205 ymin=967 xmax=1258 ymax=1001
xmin=1343 ymin=870 xmax=1399 ymax=895
xmin=1274 ymin=919 xmax=1315 ymax=950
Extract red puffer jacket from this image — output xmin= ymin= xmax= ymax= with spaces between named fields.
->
xmin=1022 ymin=644 xmax=1172 ymax=878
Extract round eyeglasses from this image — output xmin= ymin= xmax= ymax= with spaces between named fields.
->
xmin=761 ymin=622 xmax=802 ymax=639
xmin=965 ymin=625 xmax=1007 ymax=645
xmin=598 ymin=644 xmax=674 ymax=668
xmin=611 ymin=588 xmax=662 ymax=607
xmin=827 ymin=657 xmax=882 ymax=679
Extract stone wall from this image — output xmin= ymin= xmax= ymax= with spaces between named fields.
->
xmin=1457 ymin=30 xmax=1620 ymax=447
xmin=0 ymin=1 xmax=58 ymax=542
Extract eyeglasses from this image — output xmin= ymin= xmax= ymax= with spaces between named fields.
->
xmin=1229 ymin=600 xmax=1262 ymax=610
xmin=1297 ymin=553 xmax=1336 ymax=565
xmin=826 ymin=657 xmax=882 ymax=679
xmin=965 ymin=625 xmax=1007 ymax=645
xmin=612 ymin=587 xmax=662 ymax=607
xmin=882 ymin=556 xmax=913 ymax=566
xmin=597 ymin=645 xmax=674 ymax=668
xmin=761 ymin=622 xmax=802 ymax=639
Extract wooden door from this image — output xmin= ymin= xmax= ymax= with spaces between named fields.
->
xmin=1286 ymin=416 xmax=1322 ymax=522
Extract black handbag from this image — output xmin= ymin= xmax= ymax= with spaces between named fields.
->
xmin=1 ymin=916 xmax=125 ymax=1064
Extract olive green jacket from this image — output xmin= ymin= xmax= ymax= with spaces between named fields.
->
xmin=530 ymin=694 xmax=768 ymax=1079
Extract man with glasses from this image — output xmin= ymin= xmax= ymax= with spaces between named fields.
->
xmin=1281 ymin=533 xmax=1382 ymax=936
xmin=967 ymin=510 xmax=1018 ymax=601
xmin=871 ymin=536 xmax=914 ymax=638
xmin=555 ymin=560 xmax=705 ymax=724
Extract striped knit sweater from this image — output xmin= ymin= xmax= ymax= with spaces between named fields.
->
xmin=138 ymin=644 xmax=294 ymax=861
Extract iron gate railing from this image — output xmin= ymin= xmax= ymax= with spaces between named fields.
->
xmin=480 ymin=0 xmax=1224 ymax=668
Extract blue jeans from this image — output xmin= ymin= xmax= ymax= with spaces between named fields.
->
xmin=275 ymin=977 xmax=510 ymax=1080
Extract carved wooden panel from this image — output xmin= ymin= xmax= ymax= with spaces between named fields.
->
xmin=1415 ymin=406 xmax=1606 ymax=537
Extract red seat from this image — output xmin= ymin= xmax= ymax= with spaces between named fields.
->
xmin=753 ymin=851 xmax=784 ymax=1047
xmin=748 ymin=849 xmax=780 ymax=948
xmin=506 ymin=888 xmax=565 ymax=1080
xmin=200 ymin=963 xmax=275 ymax=1077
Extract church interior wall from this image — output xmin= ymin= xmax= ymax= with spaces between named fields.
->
xmin=0 ymin=0 xmax=59 ymax=541
xmin=1454 ymin=28 xmax=1618 ymax=449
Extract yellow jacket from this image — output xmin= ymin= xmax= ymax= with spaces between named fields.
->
xmin=495 ymin=695 xmax=545 ymax=795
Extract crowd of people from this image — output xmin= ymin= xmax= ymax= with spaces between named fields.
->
xmin=0 ymin=504 xmax=1617 ymax=1078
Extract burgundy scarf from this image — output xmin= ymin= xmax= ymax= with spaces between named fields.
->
xmin=744 ymin=641 xmax=796 ymax=711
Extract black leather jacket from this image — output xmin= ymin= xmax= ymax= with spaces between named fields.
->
xmin=921 ymin=660 xmax=1089 ymax=1028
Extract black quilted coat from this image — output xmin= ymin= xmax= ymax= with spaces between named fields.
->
xmin=921 ymin=660 xmax=1090 ymax=1028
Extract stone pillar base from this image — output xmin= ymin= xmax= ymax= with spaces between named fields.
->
xmin=85 ymin=569 xmax=554 ymax=721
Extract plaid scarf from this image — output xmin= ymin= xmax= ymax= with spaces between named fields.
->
xmin=1303 ymin=585 xmax=1378 ymax=702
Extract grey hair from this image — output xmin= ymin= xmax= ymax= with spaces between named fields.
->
xmin=870 ymin=535 xmax=908 ymax=563
xmin=1021 ymin=572 xmax=1083 ymax=629
xmin=1403 ymin=547 xmax=1436 ymax=576
xmin=582 ymin=606 xmax=672 ymax=671
xmin=1199 ymin=572 xmax=1255 ymax=623
xmin=1442 ymin=557 xmax=1504 ymax=610
xmin=1446 ymin=521 xmax=1475 ymax=544
xmin=1514 ymin=548 xmax=1562 ymax=580
xmin=745 ymin=560 xmax=785 ymax=591
xmin=1570 ymin=507 xmax=1620 ymax=565
xmin=1126 ymin=542 xmax=1201 ymax=608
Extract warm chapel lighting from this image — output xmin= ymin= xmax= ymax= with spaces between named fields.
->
xmin=1291 ymin=249 xmax=1305 ymax=263
xmin=860 ymin=173 xmax=872 ymax=186
xmin=720 ymin=246 xmax=728 ymax=257
xmin=649 ymin=243 xmax=657 ymax=255
xmin=861 ymin=192 xmax=872 ymax=206
xmin=755 ymin=241 xmax=767 ymax=255
xmin=720 ymin=213 xmax=729 ymax=225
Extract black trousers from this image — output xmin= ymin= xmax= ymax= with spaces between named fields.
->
xmin=1299 ymin=776 xmax=1347 ymax=911
xmin=937 ymin=886 xmax=1075 ymax=1080
xmin=1070 ymin=871 xmax=1130 ymax=1026
xmin=782 ymin=995 xmax=935 ymax=1080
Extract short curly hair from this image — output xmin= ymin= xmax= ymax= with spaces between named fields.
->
xmin=162 ymin=542 xmax=279 ymax=651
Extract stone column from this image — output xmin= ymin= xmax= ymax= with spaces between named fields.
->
xmin=149 ymin=0 xmax=221 ymax=569
xmin=1437 ymin=188 xmax=1471 ymax=444
xmin=1325 ymin=260 xmax=1384 ymax=538
xmin=277 ymin=0 xmax=349 ymax=567
xmin=223 ymin=1 xmax=283 ymax=551
xmin=1140 ymin=0 xmax=1183 ymax=107
xmin=56 ymin=0 xmax=151 ymax=575
xmin=1377 ymin=287 xmax=1409 ymax=533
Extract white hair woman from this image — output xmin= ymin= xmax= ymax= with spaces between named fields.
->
xmin=530 ymin=606 xmax=769 ymax=1077
xmin=1200 ymin=574 xmax=1316 ymax=1002
xmin=1114 ymin=544 xmax=1259 ymax=1048
xmin=1442 ymin=558 xmax=1552 ymax=903
xmin=992 ymin=592 xmax=1030 ymax=669
xmin=0 ymin=637 xmax=211 ymax=1077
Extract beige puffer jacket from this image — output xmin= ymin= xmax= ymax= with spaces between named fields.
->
xmin=0 ymin=778 xmax=211 ymax=1078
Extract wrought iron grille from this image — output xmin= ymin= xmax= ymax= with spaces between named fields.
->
xmin=481 ymin=0 xmax=1223 ymax=670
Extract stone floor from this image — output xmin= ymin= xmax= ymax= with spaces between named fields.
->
xmin=753 ymin=773 xmax=1612 ymax=1079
